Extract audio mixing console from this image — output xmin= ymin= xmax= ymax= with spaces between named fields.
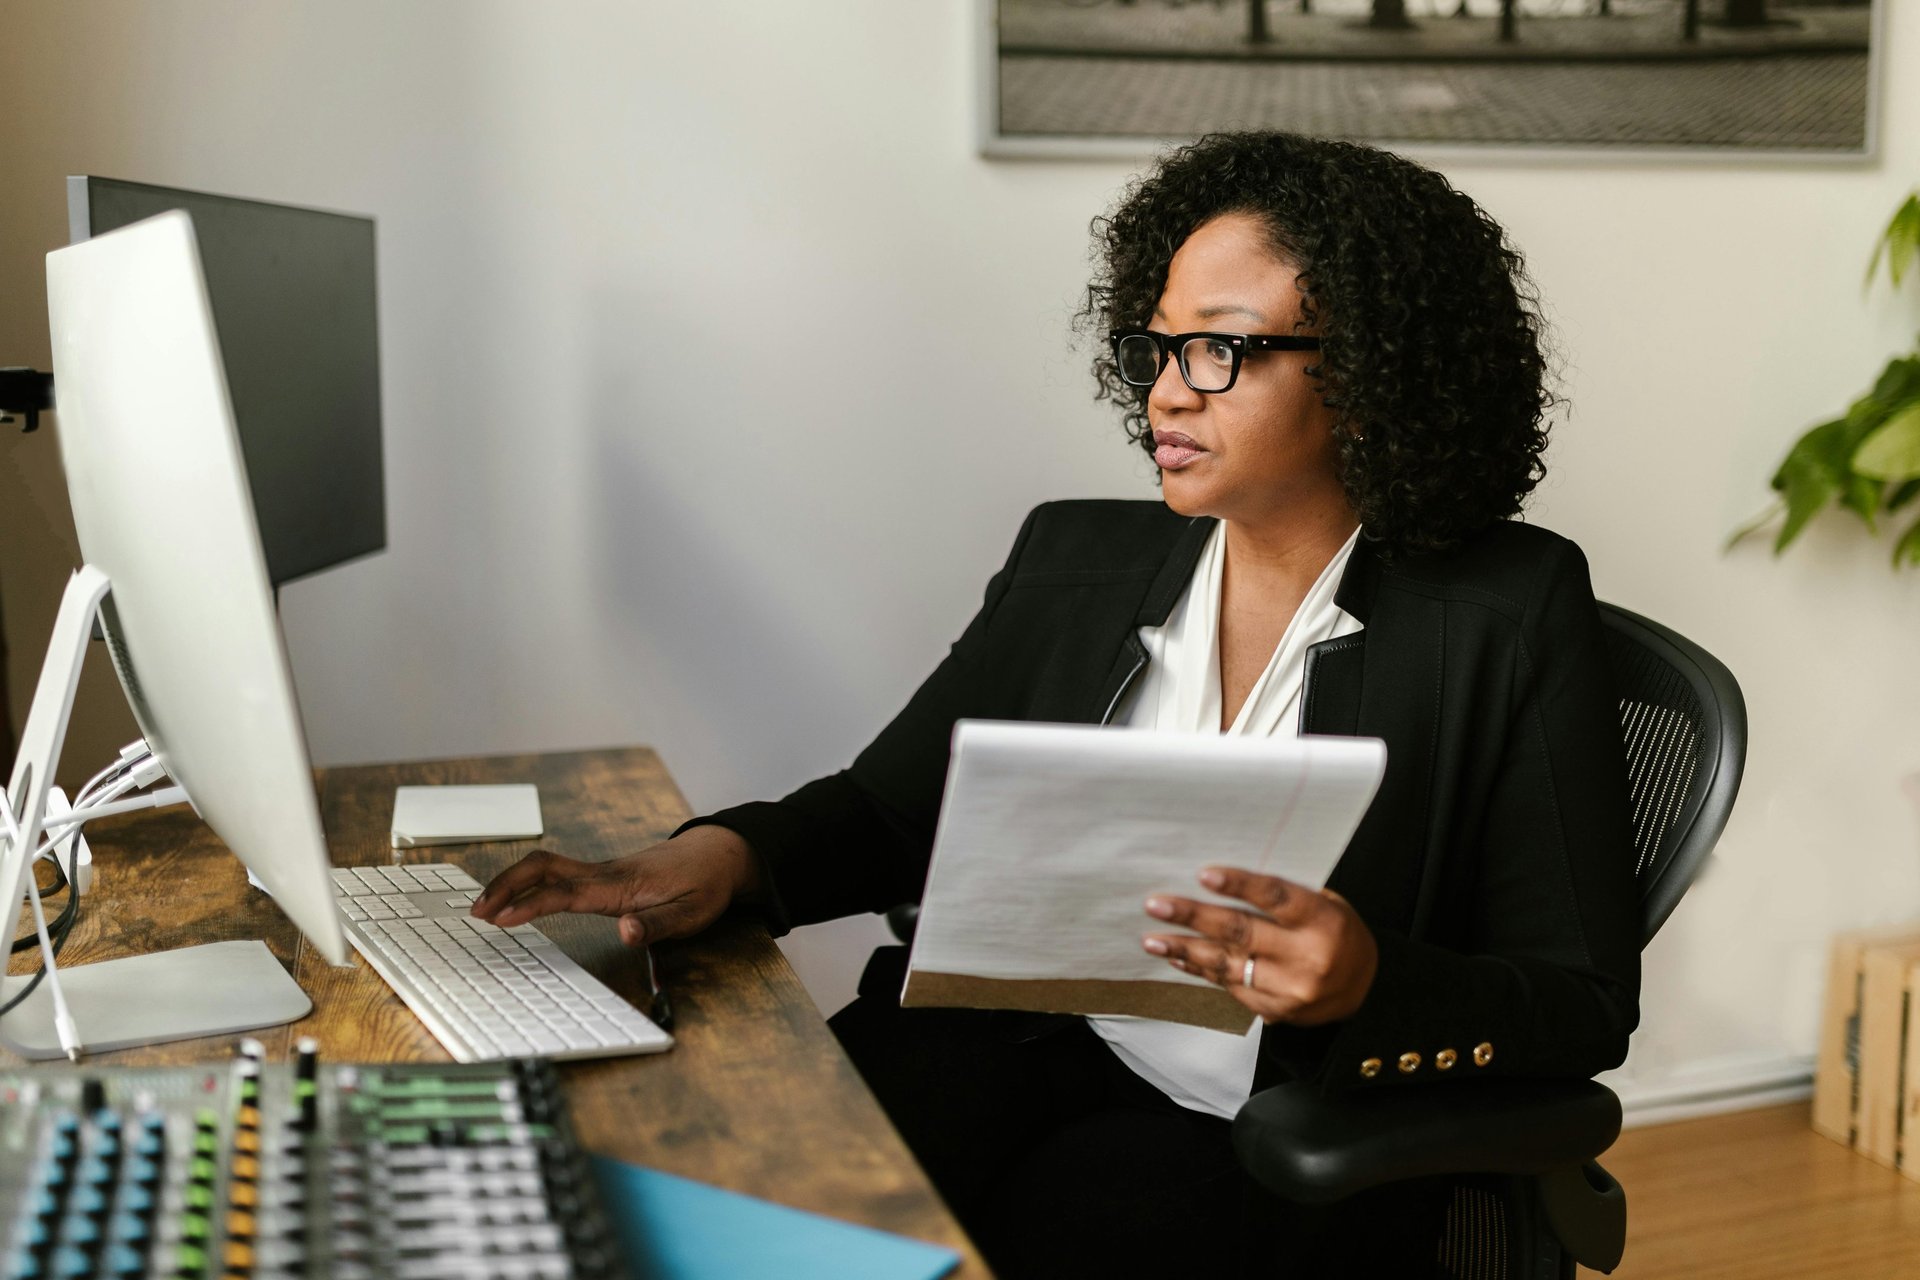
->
xmin=0 ymin=1041 xmax=624 ymax=1280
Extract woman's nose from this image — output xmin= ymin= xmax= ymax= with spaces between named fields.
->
xmin=1147 ymin=352 xmax=1204 ymax=414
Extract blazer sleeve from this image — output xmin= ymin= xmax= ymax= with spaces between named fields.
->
xmin=675 ymin=507 xmax=1041 ymax=936
xmin=1270 ymin=540 xmax=1642 ymax=1096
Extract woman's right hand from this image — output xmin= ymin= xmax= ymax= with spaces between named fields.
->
xmin=469 ymin=824 xmax=763 ymax=947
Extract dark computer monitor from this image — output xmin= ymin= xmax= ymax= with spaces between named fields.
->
xmin=67 ymin=176 xmax=385 ymax=587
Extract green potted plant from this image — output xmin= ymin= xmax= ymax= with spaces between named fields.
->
xmin=1731 ymin=193 xmax=1920 ymax=566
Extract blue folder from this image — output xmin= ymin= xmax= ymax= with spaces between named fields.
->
xmin=589 ymin=1156 xmax=962 ymax=1280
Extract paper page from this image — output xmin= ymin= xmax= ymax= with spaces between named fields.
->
xmin=902 ymin=721 xmax=1385 ymax=1032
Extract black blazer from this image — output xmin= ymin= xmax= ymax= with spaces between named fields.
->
xmin=692 ymin=500 xmax=1641 ymax=1098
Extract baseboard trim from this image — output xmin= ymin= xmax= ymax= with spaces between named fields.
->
xmin=1612 ymin=1053 xmax=1816 ymax=1129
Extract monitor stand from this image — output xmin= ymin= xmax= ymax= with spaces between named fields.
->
xmin=0 ymin=943 xmax=311 ymax=1060
xmin=0 ymin=568 xmax=312 ymax=1061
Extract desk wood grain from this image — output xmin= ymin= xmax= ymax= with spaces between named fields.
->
xmin=6 ymin=746 xmax=987 ymax=1278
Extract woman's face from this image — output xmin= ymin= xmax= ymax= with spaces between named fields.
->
xmin=1146 ymin=212 xmax=1344 ymax=527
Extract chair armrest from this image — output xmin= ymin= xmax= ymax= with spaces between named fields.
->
xmin=1231 ymin=1078 xmax=1622 ymax=1205
xmin=885 ymin=903 xmax=919 ymax=944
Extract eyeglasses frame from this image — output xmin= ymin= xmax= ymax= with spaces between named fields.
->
xmin=1108 ymin=328 xmax=1323 ymax=395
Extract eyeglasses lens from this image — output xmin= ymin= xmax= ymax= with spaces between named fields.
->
xmin=1180 ymin=337 xmax=1235 ymax=393
xmin=1116 ymin=334 xmax=1163 ymax=387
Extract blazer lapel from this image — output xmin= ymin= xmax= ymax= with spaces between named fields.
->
xmin=1299 ymin=538 xmax=1450 ymax=936
xmin=1332 ymin=586 xmax=1448 ymax=940
xmin=1087 ymin=515 xmax=1212 ymax=724
xmin=1300 ymin=536 xmax=1380 ymax=737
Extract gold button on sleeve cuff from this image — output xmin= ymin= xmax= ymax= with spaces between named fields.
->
xmin=1473 ymin=1041 xmax=1494 ymax=1067
xmin=1435 ymin=1048 xmax=1457 ymax=1070
xmin=1359 ymin=1057 xmax=1382 ymax=1079
xmin=1397 ymin=1052 xmax=1421 ymax=1074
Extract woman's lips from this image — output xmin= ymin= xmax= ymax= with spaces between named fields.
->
xmin=1153 ymin=431 xmax=1206 ymax=471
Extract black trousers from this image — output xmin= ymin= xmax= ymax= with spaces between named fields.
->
xmin=830 ymin=948 xmax=1450 ymax=1279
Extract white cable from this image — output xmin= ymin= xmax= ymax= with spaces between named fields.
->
xmin=20 ymin=786 xmax=187 ymax=869
xmin=41 ymin=789 xmax=92 ymax=898
xmin=0 ymin=793 xmax=83 ymax=1060
xmin=29 ymin=774 xmax=139 ymax=867
xmin=75 ymin=760 xmax=123 ymax=806
xmin=62 ymin=740 xmax=151 ymax=823
xmin=40 ymin=786 xmax=187 ymax=832
xmin=21 ymin=861 xmax=81 ymax=1061
xmin=66 ymin=768 xmax=130 ymax=890
xmin=57 ymin=767 xmax=135 ymax=894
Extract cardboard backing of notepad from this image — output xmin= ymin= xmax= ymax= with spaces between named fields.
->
xmin=903 ymin=969 xmax=1251 ymax=1033
xmin=1811 ymin=922 xmax=1920 ymax=1181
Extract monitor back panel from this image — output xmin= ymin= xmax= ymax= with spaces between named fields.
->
xmin=46 ymin=211 xmax=346 ymax=965
xmin=70 ymin=176 xmax=384 ymax=588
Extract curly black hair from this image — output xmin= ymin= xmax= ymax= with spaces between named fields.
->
xmin=1082 ymin=132 xmax=1556 ymax=560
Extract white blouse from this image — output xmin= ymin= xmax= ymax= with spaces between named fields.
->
xmin=1087 ymin=519 xmax=1362 ymax=1119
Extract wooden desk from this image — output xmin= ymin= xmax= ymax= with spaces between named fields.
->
xmin=4 ymin=747 xmax=988 ymax=1278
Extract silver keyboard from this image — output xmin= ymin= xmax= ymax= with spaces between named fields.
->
xmin=331 ymin=862 xmax=673 ymax=1063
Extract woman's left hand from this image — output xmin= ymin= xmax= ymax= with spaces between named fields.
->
xmin=1143 ymin=866 xmax=1377 ymax=1026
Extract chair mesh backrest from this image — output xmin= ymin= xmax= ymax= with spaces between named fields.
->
xmin=1606 ymin=629 xmax=1705 ymax=885
xmin=1595 ymin=602 xmax=1747 ymax=945
xmin=1438 ymin=605 xmax=1745 ymax=1280
xmin=1439 ymin=1183 xmax=1509 ymax=1280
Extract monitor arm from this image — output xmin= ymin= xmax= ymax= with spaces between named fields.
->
xmin=0 ymin=367 xmax=54 ymax=433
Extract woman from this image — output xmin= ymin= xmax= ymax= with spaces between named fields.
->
xmin=473 ymin=132 xmax=1640 ymax=1276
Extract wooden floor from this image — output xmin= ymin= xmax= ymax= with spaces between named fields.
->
xmin=1585 ymin=1103 xmax=1920 ymax=1279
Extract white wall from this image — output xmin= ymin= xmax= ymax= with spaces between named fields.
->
xmin=2 ymin=0 xmax=1915 ymax=1114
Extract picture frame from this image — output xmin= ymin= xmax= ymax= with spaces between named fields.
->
xmin=977 ymin=0 xmax=1884 ymax=164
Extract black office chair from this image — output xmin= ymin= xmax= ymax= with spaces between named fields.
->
xmin=1231 ymin=602 xmax=1748 ymax=1279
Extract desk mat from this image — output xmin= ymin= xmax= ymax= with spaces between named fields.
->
xmin=590 ymin=1155 xmax=962 ymax=1280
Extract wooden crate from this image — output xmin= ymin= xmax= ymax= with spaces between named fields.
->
xmin=1906 ymin=958 xmax=1920 ymax=1183
xmin=1812 ymin=924 xmax=1920 ymax=1176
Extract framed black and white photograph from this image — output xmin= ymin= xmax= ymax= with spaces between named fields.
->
xmin=981 ymin=0 xmax=1883 ymax=160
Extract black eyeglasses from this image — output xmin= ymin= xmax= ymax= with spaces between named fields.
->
xmin=1109 ymin=329 xmax=1321 ymax=395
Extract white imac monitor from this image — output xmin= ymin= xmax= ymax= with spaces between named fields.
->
xmin=0 ymin=210 xmax=348 ymax=1059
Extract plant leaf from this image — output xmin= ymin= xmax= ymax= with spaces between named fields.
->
xmin=1890 ymin=196 xmax=1920 ymax=289
xmin=1893 ymin=515 xmax=1920 ymax=568
xmin=1852 ymin=400 xmax=1920 ymax=482
xmin=1841 ymin=473 xmax=1881 ymax=529
xmin=1769 ymin=416 xmax=1849 ymax=489
xmin=1868 ymin=354 xmax=1920 ymax=408
xmin=1868 ymin=193 xmax=1920 ymax=290
xmin=1725 ymin=498 xmax=1786 ymax=551
xmin=1888 ymin=478 xmax=1920 ymax=513
xmin=1771 ymin=418 xmax=1849 ymax=552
